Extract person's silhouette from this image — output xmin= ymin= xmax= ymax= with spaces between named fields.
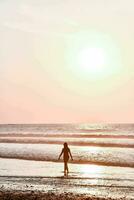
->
xmin=58 ymin=142 xmax=73 ymax=176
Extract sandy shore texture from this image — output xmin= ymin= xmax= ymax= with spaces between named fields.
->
xmin=0 ymin=176 xmax=134 ymax=200
xmin=0 ymin=190 xmax=118 ymax=200
xmin=0 ymin=158 xmax=134 ymax=199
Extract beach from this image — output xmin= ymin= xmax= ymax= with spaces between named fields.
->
xmin=0 ymin=158 xmax=134 ymax=199
xmin=1 ymin=0 xmax=134 ymax=198
xmin=0 ymin=124 xmax=134 ymax=199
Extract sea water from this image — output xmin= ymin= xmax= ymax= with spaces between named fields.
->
xmin=0 ymin=123 xmax=134 ymax=167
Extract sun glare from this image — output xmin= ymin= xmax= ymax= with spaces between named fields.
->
xmin=81 ymin=165 xmax=102 ymax=177
xmin=66 ymin=31 xmax=122 ymax=81
xmin=78 ymin=47 xmax=106 ymax=73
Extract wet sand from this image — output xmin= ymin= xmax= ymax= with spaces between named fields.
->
xmin=0 ymin=190 xmax=115 ymax=200
xmin=0 ymin=158 xmax=134 ymax=199
xmin=0 ymin=176 xmax=134 ymax=200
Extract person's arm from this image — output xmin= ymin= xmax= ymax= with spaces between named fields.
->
xmin=58 ymin=149 xmax=63 ymax=160
xmin=69 ymin=149 xmax=73 ymax=160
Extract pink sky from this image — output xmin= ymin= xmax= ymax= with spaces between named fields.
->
xmin=0 ymin=0 xmax=134 ymax=123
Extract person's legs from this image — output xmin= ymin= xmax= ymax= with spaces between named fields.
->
xmin=64 ymin=162 xmax=66 ymax=176
xmin=66 ymin=162 xmax=69 ymax=174
xmin=64 ymin=161 xmax=69 ymax=176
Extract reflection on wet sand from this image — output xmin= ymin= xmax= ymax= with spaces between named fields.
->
xmin=0 ymin=158 xmax=134 ymax=199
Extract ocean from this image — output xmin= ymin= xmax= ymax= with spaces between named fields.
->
xmin=0 ymin=123 xmax=134 ymax=167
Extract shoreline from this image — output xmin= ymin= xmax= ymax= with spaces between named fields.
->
xmin=0 ymin=175 xmax=134 ymax=200
xmin=0 ymin=155 xmax=134 ymax=168
xmin=0 ymin=143 xmax=134 ymax=169
xmin=0 ymin=158 xmax=134 ymax=199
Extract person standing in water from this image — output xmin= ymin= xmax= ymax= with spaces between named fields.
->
xmin=58 ymin=143 xmax=73 ymax=176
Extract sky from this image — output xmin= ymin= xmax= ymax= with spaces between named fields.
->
xmin=0 ymin=0 xmax=134 ymax=123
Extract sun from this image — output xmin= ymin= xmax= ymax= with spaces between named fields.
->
xmin=65 ymin=31 xmax=122 ymax=81
xmin=78 ymin=47 xmax=106 ymax=73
